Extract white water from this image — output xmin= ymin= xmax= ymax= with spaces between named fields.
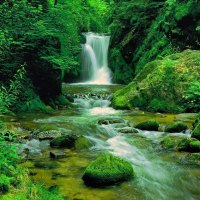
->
xmin=81 ymin=32 xmax=112 ymax=84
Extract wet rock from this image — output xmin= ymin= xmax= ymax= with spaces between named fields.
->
xmin=116 ymin=127 xmax=139 ymax=134
xmin=192 ymin=113 xmax=200 ymax=140
xmin=164 ymin=122 xmax=187 ymax=133
xmin=177 ymin=138 xmax=197 ymax=151
xmin=135 ymin=120 xmax=159 ymax=131
xmin=161 ymin=136 xmax=183 ymax=149
xmin=34 ymin=162 xmax=60 ymax=169
xmin=33 ymin=130 xmax=63 ymax=140
xmin=187 ymin=153 xmax=200 ymax=166
xmin=29 ymin=171 xmax=37 ymax=176
xmin=82 ymin=154 xmax=134 ymax=187
xmin=189 ymin=140 xmax=200 ymax=152
xmin=50 ymin=151 xmax=67 ymax=159
xmin=98 ymin=118 xmax=125 ymax=125
xmin=50 ymin=134 xmax=77 ymax=148
xmin=75 ymin=136 xmax=92 ymax=150
xmin=161 ymin=136 xmax=200 ymax=152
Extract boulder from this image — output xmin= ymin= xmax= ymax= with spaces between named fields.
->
xmin=50 ymin=134 xmax=77 ymax=148
xmin=34 ymin=162 xmax=60 ymax=169
xmin=98 ymin=118 xmax=125 ymax=125
xmin=82 ymin=154 xmax=134 ymax=187
xmin=161 ymin=136 xmax=182 ymax=149
xmin=192 ymin=113 xmax=200 ymax=140
xmin=117 ymin=127 xmax=139 ymax=134
xmin=135 ymin=120 xmax=159 ymax=131
xmin=177 ymin=138 xmax=197 ymax=151
xmin=112 ymin=50 xmax=200 ymax=113
xmin=75 ymin=136 xmax=92 ymax=150
xmin=189 ymin=140 xmax=200 ymax=152
xmin=164 ymin=122 xmax=187 ymax=133
xmin=50 ymin=151 xmax=67 ymax=159
xmin=33 ymin=130 xmax=62 ymax=140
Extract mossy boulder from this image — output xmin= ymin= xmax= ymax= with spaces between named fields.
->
xmin=177 ymin=138 xmax=197 ymax=151
xmin=75 ymin=136 xmax=92 ymax=150
xmin=34 ymin=162 xmax=60 ymax=169
xmin=192 ymin=113 xmax=200 ymax=140
xmin=50 ymin=134 xmax=77 ymax=148
xmin=117 ymin=127 xmax=139 ymax=134
xmin=161 ymin=136 xmax=200 ymax=152
xmin=189 ymin=141 xmax=200 ymax=152
xmin=164 ymin=122 xmax=187 ymax=133
xmin=98 ymin=118 xmax=125 ymax=125
xmin=112 ymin=50 xmax=200 ymax=113
xmin=0 ymin=175 xmax=10 ymax=193
xmin=161 ymin=136 xmax=182 ymax=149
xmin=135 ymin=120 xmax=159 ymax=131
xmin=82 ymin=154 xmax=134 ymax=187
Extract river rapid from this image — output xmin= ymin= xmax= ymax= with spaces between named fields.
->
xmin=2 ymin=84 xmax=199 ymax=200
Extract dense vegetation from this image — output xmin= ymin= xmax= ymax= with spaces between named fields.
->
xmin=0 ymin=0 xmax=109 ymax=113
xmin=112 ymin=50 xmax=200 ymax=113
xmin=0 ymin=0 xmax=200 ymax=198
xmin=109 ymin=0 xmax=200 ymax=83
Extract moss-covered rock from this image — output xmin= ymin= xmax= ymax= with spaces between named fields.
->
xmin=161 ymin=136 xmax=200 ymax=152
xmin=50 ymin=134 xmax=77 ymax=148
xmin=117 ymin=127 xmax=139 ymax=134
xmin=164 ymin=122 xmax=188 ymax=133
xmin=98 ymin=118 xmax=125 ymax=125
xmin=0 ymin=175 xmax=10 ymax=193
xmin=161 ymin=136 xmax=182 ymax=149
xmin=135 ymin=120 xmax=159 ymax=131
xmin=189 ymin=141 xmax=200 ymax=153
xmin=75 ymin=136 xmax=92 ymax=150
xmin=177 ymin=138 xmax=196 ymax=151
xmin=34 ymin=162 xmax=60 ymax=169
xmin=82 ymin=154 xmax=134 ymax=187
xmin=112 ymin=50 xmax=200 ymax=113
xmin=192 ymin=113 xmax=200 ymax=140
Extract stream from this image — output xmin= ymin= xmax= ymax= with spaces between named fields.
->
xmin=2 ymin=84 xmax=200 ymax=200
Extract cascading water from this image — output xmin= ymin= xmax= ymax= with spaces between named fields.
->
xmin=81 ymin=32 xmax=112 ymax=84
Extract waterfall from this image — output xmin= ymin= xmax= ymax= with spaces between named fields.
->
xmin=81 ymin=32 xmax=112 ymax=84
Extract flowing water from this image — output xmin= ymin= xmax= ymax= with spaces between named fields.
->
xmin=2 ymin=84 xmax=200 ymax=200
xmin=81 ymin=32 xmax=112 ymax=84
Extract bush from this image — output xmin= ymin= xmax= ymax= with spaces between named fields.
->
xmin=0 ymin=175 xmax=10 ymax=193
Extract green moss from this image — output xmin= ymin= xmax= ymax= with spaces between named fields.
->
xmin=75 ymin=136 xmax=92 ymax=150
xmin=165 ymin=122 xmax=188 ymax=133
xmin=177 ymin=138 xmax=195 ymax=151
xmin=82 ymin=154 xmax=134 ymax=187
xmin=50 ymin=134 xmax=77 ymax=148
xmin=112 ymin=50 xmax=200 ymax=113
xmin=38 ymin=124 xmax=59 ymax=132
xmin=0 ymin=175 xmax=10 ymax=193
xmin=34 ymin=162 xmax=60 ymax=169
xmin=161 ymin=136 xmax=182 ymax=149
xmin=192 ymin=113 xmax=200 ymax=140
xmin=135 ymin=120 xmax=159 ymax=131
xmin=189 ymin=141 xmax=200 ymax=153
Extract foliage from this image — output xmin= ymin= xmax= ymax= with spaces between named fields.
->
xmin=0 ymin=175 xmax=10 ymax=193
xmin=112 ymin=50 xmax=200 ymax=113
xmin=0 ymin=67 xmax=26 ymax=114
xmin=109 ymin=0 xmax=200 ymax=81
